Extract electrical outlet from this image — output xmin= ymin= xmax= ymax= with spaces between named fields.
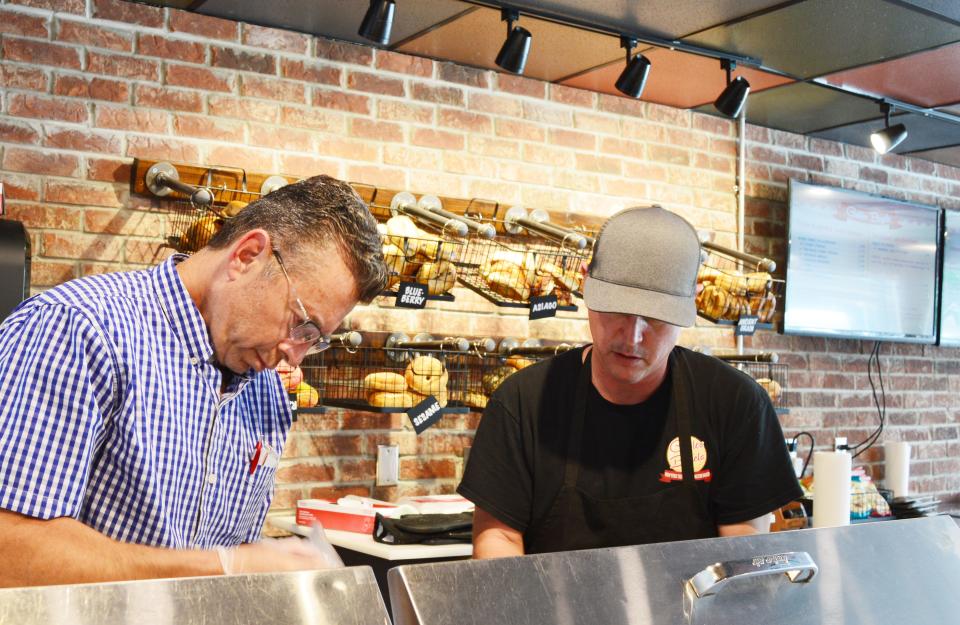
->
xmin=376 ymin=444 xmax=399 ymax=486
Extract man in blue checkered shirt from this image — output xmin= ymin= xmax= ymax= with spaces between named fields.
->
xmin=0 ymin=175 xmax=387 ymax=586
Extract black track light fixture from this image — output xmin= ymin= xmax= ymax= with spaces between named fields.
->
xmin=870 ymin=102 xmax=908 ymax=154
xmin=495 ymin=8 xmax=531 ymax=75
xmin=615 ymin=36 xmax=651 ymax=99
xmin=714 ymin=59 xmax=750 ymax=118
xmin=358 ymin=0 xmax=395 ymax=46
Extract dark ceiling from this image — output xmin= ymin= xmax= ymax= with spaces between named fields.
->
xmin=141 ymin=0 xmax=960 ymax=168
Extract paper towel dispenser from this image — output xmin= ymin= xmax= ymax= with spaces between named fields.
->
xmin=0 ymin=219 xmax=31 ymax=323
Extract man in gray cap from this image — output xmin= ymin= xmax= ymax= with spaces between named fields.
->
xmin=459 ymin=206 xmax=801 ymax=557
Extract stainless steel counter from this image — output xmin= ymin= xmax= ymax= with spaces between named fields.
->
xmin=0 ymin=567 xmax=390 ymax=625
xmin=389 ymin=516 xmax=960 ymax=625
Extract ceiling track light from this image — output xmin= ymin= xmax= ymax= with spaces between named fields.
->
xmin=870 ymin=102 xmax=909 ymax=154
xmin=614 ymin=36 xmax=651 ymax=99
xmin=495 ymin=8 xmax=531 ymax=75
xmin=358 ymin=0 xmax=395 ymax=46
xmin=714 ymin=59 xmax=750 ymax=118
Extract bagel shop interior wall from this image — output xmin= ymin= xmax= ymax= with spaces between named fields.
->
xmin=1 ymin=0 xmax=959 ymax=525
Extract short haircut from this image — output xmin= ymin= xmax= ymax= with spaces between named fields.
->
xmin=206 ymin=175 xmax=387 ymax=303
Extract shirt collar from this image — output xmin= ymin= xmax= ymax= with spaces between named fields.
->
xmin=152 ymin=254 xmax=216 ymax=365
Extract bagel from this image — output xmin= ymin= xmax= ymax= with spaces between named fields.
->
xmin=749 ymin=292 xmax=777 ymax=323
xmin=405 ymin=356 xmax=448 ymax=395
xmin=745 ymin=271 xmax=773 ymax=295
xmin=505 ymin=356 xmax=535 ymax=370
xmin=714 ymin=271 xmax=749 ymax=296
xmin=180 ymin=215 xmax=221 ymax=253
xmin=294 ymin=382 xmax=319 ymax=408
xmin=410 ymin=389 xmax=448 ymax=407
xmin=530 ymin=274 xmax=556 ymax=297
xmin=418 ymin=260 xmax=458 ymax=296
xmin=485 ymin=268 xmax=531 ymax=301
xmin=697 ymin=285 xmax=729 ymax=320
xmin=756 ymin=377 xmax=782 ymax=402
xmin=482 ymin=366 xmax=516 ymax=395
xmin=221 ymin=200 xmax=248 ymax=218
xmin=363 ymin=371 xmax=408 ymax=393
xmin=367 ymin=390 xmax=418 ymax=409
xmin=697 ymin=266 xmax=722 ymax=285
xmin=539 ymin=261 xmax=582 ymax=292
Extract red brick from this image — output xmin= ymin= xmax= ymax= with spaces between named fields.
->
xmin=496 ymin=73 xmax=545 ymax=98
xmin=788 ymin=153 xmax=824 ymax=171
xmin=280 ymin=59 xmax=340 ymax=85
xmin=377 ymin=100 xmax=433 ymax=124
xmin=749 ymin=145 xmax=787 ymax=165
xmin=350 ymin=118 xmax=402 ymax=143
xmin=169 ymin=9 xmax=238 ymax=42
xmin=645 ymin=102 xmax=691 ymax=127
xmin=239 ymin=74 xmax=306 ymax=103
xmin=43 ymin=232 xmax=124 ymax=261
xmin=123 ymin=240 xmax=169 ymax=265
xmin=469 ymin=135 xmax=520 ymax=159
xmin=7 ymin=93 xmax=88 ymax=123
xmin=649 ymin=144 xmax=690 ymax=166
xmin=92 ymin=0 xmax=162 ymax=27
xmin=549 ymin=128 xmax=595 ymax=150
xmin=30 ymin=260 xmax=78 ymax=287
xmin=173 ymin=115 xmax=244 ymax=142
xmin=279 ymin=106 xmax=343 ymax=133
xmin=345 ymin=164 xmax=405 ymax=190
xmin=315 ymin=136 xmax=379 ymax=162
xmin=400 ymin=457 xmax=457 ymax=479
xmin=0 ymin=8 xmax=49 ymax=37
xmin=576 ymin=153 xmax=621 ymax=175
xmin=88 ymin=51 xmax=159 ymax=81
xmin=134 ymin=85 xmax=203 ymax=112
xmin=600 ymin=137 xmax=645 ymax=160
xmin=284 ymin=433 xmax=362 ymax=457
xmin=241 ymin=23 xmax=309 ymax=54
xmin=314 ymin=38 xmax=372 ymax=66
xmin=57 ymin=19 xmax=133 ymax=52
xmin=411 ymin=128 xmax=464 ymax=151
xmin=548 ymin=84 xmax=593 ymax=109
xmin=53 ymin=74 xmax=130 ymax=103
xmin=275 ymin=461 xmax=337 ymax=483
xmin=339 ymin=459 xmax=376 ymax=482
xmin=597 ymin=93 xmax=644 ymax=117
xmin=305 ymin=485 xmax=370 ymax=501
xmin=494 ymin=118 xmax=544 ymax=142
xmin=204 ymin=144 xmax=274 ymax=173
xmin=0 ymin=174 xmax=41 ymax=201
xmin=312 ymin=88 xmax=371 ymax=114
xmin=1 ymin=65 xmax=47 ymax=91
xmin=469 ymin=92 xmax=522 ymax=118
xmin=410 ymin=82 xmax=463 ymax=107
xmin=126 ymin=135 xmax=200 ymax=163
xmin=45 ymin=181 xmax=123 ymax=208
xmin=5 ymin=202 xmax=81 ymax=230
xmin=164 ymin=64 xmax=233 ymax=93
xmin=44 ymin=127 xmax=122 ymax=154
xmin=138 ymin=34 xmax=206 ymax=64
xmin=347 ymin=71 xmax=405 ymax=97
xmin=86 ymin=157 xmax=132 ymax=183
xmin=278 ymin=154 xmax=341 ymax=179
xmin=438 ymin=62 xmax=488 ymax=88
xmin=383 ymin=145 xmax=441 ymax=171
xmin=523 ymin=143 xmax=574 ymax=168
xmin=3 ymin=147 xmax=79 ymax=177
xmin=0 ymin=120 xmax=40 ymax=144
xmin=208 ymin=95 xmax=278 ymax=124
xmin=522 ymin=100 xmax=572 ymax=126
xmin=574 ymin=112 xmax=619 ymax=136
xmin=439 ymin=108 xmax=492 ymax=134
xmin=375 ymin=50 xmax=433 ymax=77
xmin=3 ymin=38 xmax=80 ymax=70
xmin=249 ymin=123 xmax=313 ymax=152
xmin=211 ymin=46 xmax=276 ymax=75
xmin=95 ymin=105 xmax=167 ymax=134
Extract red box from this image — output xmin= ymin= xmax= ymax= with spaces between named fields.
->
xmin=295 ymin=499 xmax=399 ymax=534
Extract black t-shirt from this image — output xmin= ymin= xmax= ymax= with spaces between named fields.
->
xmin=458 ymin=346 xmax=802 ymax=537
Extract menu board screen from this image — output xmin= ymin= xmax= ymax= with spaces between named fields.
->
xmin=784 ymin=180 xmax=940 ymax=343
xmin=940 ymin=211 xmax=960 ymax=346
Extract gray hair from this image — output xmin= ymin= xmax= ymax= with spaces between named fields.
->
xmin=207 ymin=175 xmax=387 ymax=303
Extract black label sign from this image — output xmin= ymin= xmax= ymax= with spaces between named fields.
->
xmin=288 ymin=393 xmax=298 ymax=422
xmin=735 ymin=314 xmax=760 ymax=336
xmin=529 ymin=294 xmax=559 ymax=320
xmin=407 ymin=395 xmax=443 ymax=434
xmin=396 ymin=282 xmax=428 ymax=309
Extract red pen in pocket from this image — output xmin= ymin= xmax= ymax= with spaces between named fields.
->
xmin=249 ymin=440 xmax=262 ymax=475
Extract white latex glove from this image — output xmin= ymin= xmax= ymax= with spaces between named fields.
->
xmin=217 ymin=523 xmax=342 ymax=575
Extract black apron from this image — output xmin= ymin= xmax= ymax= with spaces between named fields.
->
xmin=524 ymin=350 xmax=717 ymax=554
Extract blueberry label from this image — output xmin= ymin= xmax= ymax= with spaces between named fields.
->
xmin=397 ymin=282 xmax=428 ymax=308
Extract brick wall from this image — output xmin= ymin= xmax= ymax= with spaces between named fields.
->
xmin=1 ymin=0 xmax=959 ymax=518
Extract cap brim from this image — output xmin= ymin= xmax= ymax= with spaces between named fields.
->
xmin=583 ymin=276 xmax=696 ymax=327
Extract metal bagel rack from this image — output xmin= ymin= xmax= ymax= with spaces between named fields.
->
xmin=133 ymin=159 xmax=291 ymax=253
xmin=455 ymin=206 xmax=595 ymax=312
xmin=444 ymin=337 xmax=583 ymax=411
xmin=301 ymin=331 xmax=471 ymax=414
xmin=712 ymin=351 xmax=789 ymax=412
xmin=695 ymin=237 xmax=784 ymax=328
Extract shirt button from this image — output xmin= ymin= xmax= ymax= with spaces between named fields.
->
xmin=190 ymin=357 xmax=199 ymax=366
xmin=207 ymin=473 xmax=217 ymax=485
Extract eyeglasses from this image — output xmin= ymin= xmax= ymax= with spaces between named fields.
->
xmin=272 ymin=249 xmax=332 ymax=354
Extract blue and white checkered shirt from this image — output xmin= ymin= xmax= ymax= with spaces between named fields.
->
xmin=0 ymin=255 xmax=292 ymax=548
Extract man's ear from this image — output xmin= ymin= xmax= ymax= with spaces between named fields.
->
xmin=226 ymin=229 xmax=271 ymax=280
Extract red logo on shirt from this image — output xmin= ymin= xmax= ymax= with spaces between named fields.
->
xmin=659 ymin=436 xmax=712 ymax=483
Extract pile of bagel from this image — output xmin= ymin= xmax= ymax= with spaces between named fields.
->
xmin=277 ymin=361 xmax=320 ymax=408
xmin=696 ymin=267 xmax=777 ymax=322
xmin=478 ymin=251 xmax=582 ymax=305
xmin=362 ymin=355 xmax=449 ymax=409
xmin=179 ymin=200 xmax=248 ymax=253
xmin=379 ymin=215 xmax=458 ymax=296
xmin=447 ymin=354 xmax=537 ymax=411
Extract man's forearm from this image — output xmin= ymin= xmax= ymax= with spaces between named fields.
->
xmin=0 ymin=510 xmax=221 ymax=588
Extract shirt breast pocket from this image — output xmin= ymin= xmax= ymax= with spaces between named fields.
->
xmin=242 ymin=442 xmax=280 ymax=520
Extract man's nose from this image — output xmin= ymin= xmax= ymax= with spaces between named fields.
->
xmin=624 ymin=315 xmax=649 ymax=342
xmin=279 ymin=341 xmax=311 ymax=368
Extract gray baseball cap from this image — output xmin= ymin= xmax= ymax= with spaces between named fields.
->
xmin=583 ymin=206 xmax=701 ymax=327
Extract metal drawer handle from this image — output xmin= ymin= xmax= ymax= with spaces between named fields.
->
xmin=685 ymin=551 xmax=818 ymax=598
